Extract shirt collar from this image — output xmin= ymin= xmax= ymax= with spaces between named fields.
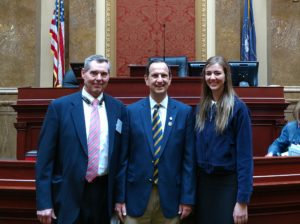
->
xmin=149 ymin=95 xmax=168 ymax=110
xmin=82 ymin=88 xmax=104 ymax=105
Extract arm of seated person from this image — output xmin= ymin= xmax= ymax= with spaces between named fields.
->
xmin=265 ymin=152 xmax=274 ymax=157
xmin=266 ymin=124 xmax=292 ymax=157
xmin=265 ymin=151 xmax=282 ymax=157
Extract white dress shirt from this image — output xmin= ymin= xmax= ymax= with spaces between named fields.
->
xmin=149 ymin=95 xmax=168 ymax=133
xmin=82 ymin=88 xmax=109 ymax=176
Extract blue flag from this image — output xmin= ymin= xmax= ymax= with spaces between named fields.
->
xmin=241 ymin=0 xmax=256 ymax=61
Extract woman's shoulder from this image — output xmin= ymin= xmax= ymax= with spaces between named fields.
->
xmin=233 ymin=95 xmax=245 ymax=106
xmin=284 ymin=120 xmax=298 ymax=129
xmin=233 ymin=96 xmax=249 ymax=113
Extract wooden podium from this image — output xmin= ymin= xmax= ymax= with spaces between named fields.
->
xmin=12 ymin=77 xmax=288 ymax=159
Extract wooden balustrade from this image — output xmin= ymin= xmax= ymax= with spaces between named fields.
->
xmin=1 ymin=157 xmax=300 ymax=223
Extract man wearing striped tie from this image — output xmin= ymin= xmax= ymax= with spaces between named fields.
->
xmin=36 ymin=55 xmax=126 ymax=224
xmin=115 ymin=59 xmax=196 ymax=224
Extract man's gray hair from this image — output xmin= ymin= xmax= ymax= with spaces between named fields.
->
xmin=83 ymin=55 xmax=111 ymax=73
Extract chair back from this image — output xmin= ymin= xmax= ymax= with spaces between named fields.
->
xmin=62 ymin=69 xmax=79 ymax=88
xmin=148 ymin=56 xmax=188 ymax=77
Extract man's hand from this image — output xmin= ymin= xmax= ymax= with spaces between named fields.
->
xmin=233 ymin=202 xmax=248 ymax=224
xmin=115 ymin=203 xmax=127 ymax=223
xmin=37 ymin=208 xmax=56 ymax=224
xmin=178 ymin=204 xmax=192 ymax=219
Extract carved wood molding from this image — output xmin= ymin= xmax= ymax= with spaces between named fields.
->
xmin=197 ymin=0 xmax=207 ymax=60
xmin=105 ymin=0 xmax=112 ymax=60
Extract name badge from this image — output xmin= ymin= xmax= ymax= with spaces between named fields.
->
xmin=116 ymin=119 xmax=122 ymax=134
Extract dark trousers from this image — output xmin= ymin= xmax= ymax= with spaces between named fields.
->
xmin=78 ymin=175 xmax=110 ymax=224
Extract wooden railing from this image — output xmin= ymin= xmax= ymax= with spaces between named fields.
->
xmin=249 ymin=157 xmax=300 ymax=223
xmin=0 ymin=160 xmax=37 ymax=224
xmin=1 ymin=157 xmax=300 ymax=223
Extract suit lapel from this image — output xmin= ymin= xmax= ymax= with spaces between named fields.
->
xmin=104 ymin=94 xmax=117 ymax=161
xmin=139 ymin=98 xmax=154 ymax=155
xmin=160 ymin=97 xmax=177 ymax=156
xmin=71 ymin=91 xmax=88 ymax=156
xmin=71 ymin=93 xmax=117 ymax=159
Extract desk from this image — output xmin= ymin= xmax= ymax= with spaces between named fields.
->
xmin=128 ymin=64 xmax=179 ymax=77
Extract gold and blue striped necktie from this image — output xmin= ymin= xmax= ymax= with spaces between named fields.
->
xmin=152 ymin=104 xmax=163 ymax=184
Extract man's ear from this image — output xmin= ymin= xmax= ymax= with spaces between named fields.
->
xmin=144 ymin=74 xmax=149 ymax=86
xmin=168 ymin=72 xmax=172 ymax=83
xmin=81 ymin=69 xmax=85 ymax=78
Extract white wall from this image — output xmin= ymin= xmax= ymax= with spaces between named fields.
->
xmin=253 ymin=0 xmax=268 ymax=86
xmin=39 ymin=0 xmax=55 ymax=87
xmin=96 ymin=0 xmax=106 ymax=56
xmin=207 ymin=0 xmax=216 ymax=58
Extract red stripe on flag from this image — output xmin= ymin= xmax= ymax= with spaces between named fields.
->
xmin=50 ymin=0 xmax=65 ymax=87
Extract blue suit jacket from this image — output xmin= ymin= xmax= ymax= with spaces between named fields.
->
xmin=116 ymin=97 xmax=196 ymax=218
xmin=36 ymin=91 xmax=126 ymax=223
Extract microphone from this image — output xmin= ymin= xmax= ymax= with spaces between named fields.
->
xmin=163 ymin=24 xmax=166 ymax=61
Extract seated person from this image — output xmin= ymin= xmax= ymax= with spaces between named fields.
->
xmin=266 ymin=100 xmax=300 ymax=156
xmin=62 ymin=68 xmax=79 ymax=88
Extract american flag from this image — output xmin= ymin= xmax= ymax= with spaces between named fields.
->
xmin=50 ymin=0 xmax=65 ymax=87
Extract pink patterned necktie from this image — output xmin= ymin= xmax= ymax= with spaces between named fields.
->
xmin=86 ymin=99 xmax=100 ymax=182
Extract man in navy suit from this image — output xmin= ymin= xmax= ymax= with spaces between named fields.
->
xmin=115 ymin=59 xmax=196 ymax=223
xmin=36 ymin=55 xmax=126 ymax=224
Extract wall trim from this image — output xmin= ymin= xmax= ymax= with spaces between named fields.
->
xmin=103 ymin=0 xmax=116 ymax=76
xmin=105 ymin=0 xmax=111 ymax=59
xmin=1 ymin=86 xmax=299 ymax=95
xmin=196 ymin=0 xmax=207 ymax=60
xmin=284 ymin=86 xmax=300 ymax=93
xmin=0 ymin=88 xmax=18 ymax=95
